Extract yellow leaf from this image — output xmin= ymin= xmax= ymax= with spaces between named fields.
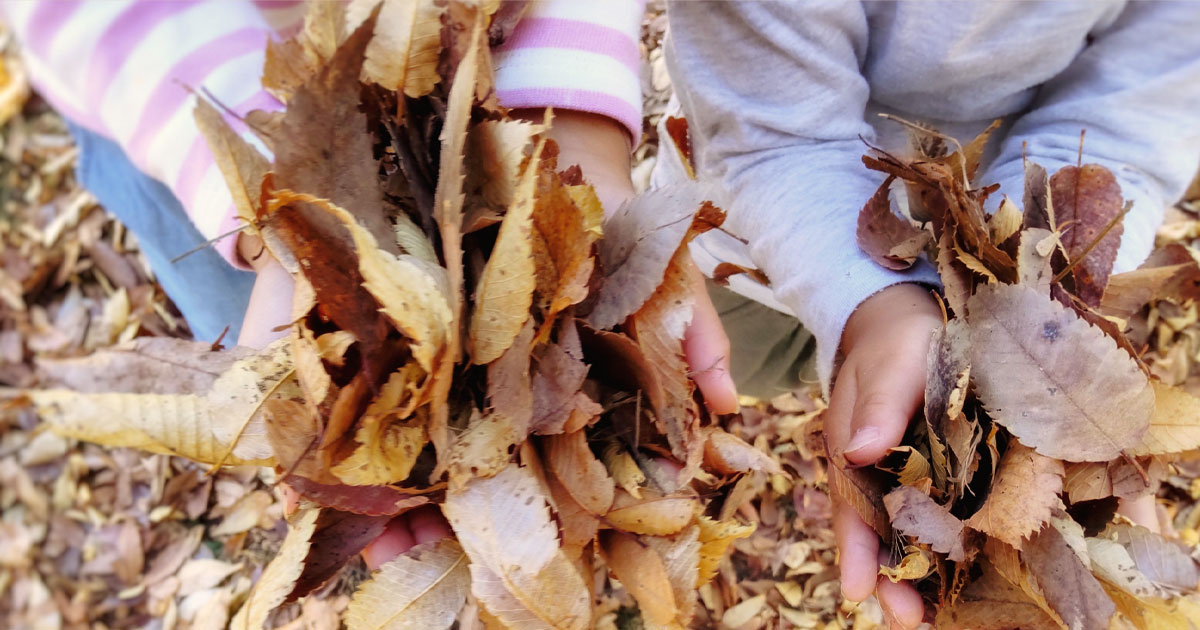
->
xmin=331 ymin=415 xmax=426 ymax=485
xmin=354 ymin=0 xmax=446 ymax=97
xmin=346 ymin=538 xmax=470 ymax=630
xmin=447 ymin=412 xmax=519 ymax=489
xmin=602 ymin=442 xmax=646 ymax=499
xmin=546 ymin=430 xmax=615 ymax=515
xmin=28 ymin=338 xmax=295 ymax=466
xmin=606 ymin=488 xmax=698 ymax=536
xmin=466 ymin=119 xmax=541 ymax=212
xmin=230 ymin=508 xmax=320 ymax=630
xmin=1127 ymin=380 xmax=1200 ymax=456
xmin=443 ymin=464 xmax=590 ymax=630
xmin=879 ymin=545 xmax=934 ymax=583
xmin=696 ymin=516 xmax=754 ymax=587
xmin=600 ymin=531 xmax=679 ymax=630
xmin=194 ymin=99 xmax=270 ymax=228
xmin=468 ymin=137 xmax=543 ymax=364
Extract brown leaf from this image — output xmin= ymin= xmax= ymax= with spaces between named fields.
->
xmin=531 ymin=171 xmax=603 ymax=337
xmin=857 ymin=176 xmax=930 ymax=270
xmin=284 ymin=474 xmax=430 ymax=516
xmin=289 ymin=511 xmax=391 ymax=602
xmin=643 ymin=526 xmax=701 ymax=626
xmin=1023 ymin=161 xmax=1055 ymax=232
xmin=936 ymin=559 xmax=1063 ymax=630
xmin=1050 ymin=164 xmax=1125 ymax=307
xmin=1101 ymin=262 xmax=1200 ymax=320
xmin=703 ymin=428 xmax=783 ymax=476
xmin=545 ymin=471 xmax=599 ymax=551
xmin=261 ymin=2 xmax=346 ymax=103
xmin=1024 ymin=518 xmax=1115 ymax=630
xmin=588 ymin=184 xmax=710 ymax=330
xmin=1064 ymin=462 xmax=1113 ymax=504
xmin=345 ymin=538 xmax=470 ymax=630
xmin=966 ymin=282 xmax=1152 ymax=461
xmin=1016 ymin=227 xmax=1058 ymax=294
xmin=883 ymin=485 xmax=967 ymax=562
xmin=825 ymin=438 xmax=892 ymax=538
xmin=487 ymin=318 xmax=535 ymax=436
xmin=710 ymin=262 xmax=770 ymax=287
xmin=530 ymin=318 xmax=588 ymax=435
xmin=664 ymin=116 xmax=695 ymax=180
xmin=965 ymin=443 xmax=1064 ymax=548
xmin=465 ymin=119 xmax=541 ymax=217
xmin=1108 ymin=524 xmax=1200 ymax=593
xmin=599 ymin=531 xmax=679 ymax=630
xmin=606 ymin=488 xmax=698 ymax=536
xmin=443 ymin=464 xmax=591 ymax=630
xmin=546 ymin=430 xmax=615 ymax=515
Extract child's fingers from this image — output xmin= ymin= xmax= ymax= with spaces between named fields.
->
xmin=408 ymin=506 xmax=453 ymax=545
xmin=238 ymin=258 xmax=295 ymax=349
xmin=833 ymin=501 xmax=880 ymax=602
xmin=843 ymin=342 xmax=929 ymax=467
xmin=1117 ymin=495 xmax=1161 ymax=533
xmin=361 ymin=517 xmax=416 ymax=571
xmin=877 ymin=572 xmax=925 ymax=629
xmin=683 ymin=263 xmax=739 ymax=415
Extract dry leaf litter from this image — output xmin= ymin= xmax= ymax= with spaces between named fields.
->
xmin=1 ymin=3 xmax=1199 ymax=630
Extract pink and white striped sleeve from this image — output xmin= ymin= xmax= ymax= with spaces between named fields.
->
xmin=1 ymin=1 xmax=304 ymax=268
xmin=494 ymin=0 xmax=645 ymax=143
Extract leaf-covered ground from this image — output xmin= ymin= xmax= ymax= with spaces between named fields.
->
xmin=3 ymin=7 xmax=1200 ymax=630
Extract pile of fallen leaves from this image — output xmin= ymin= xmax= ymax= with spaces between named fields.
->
xmin=10 ymin=3 xmax=784 ymax=629
xmin=842 ymin=121 xmax=1200 ymax=628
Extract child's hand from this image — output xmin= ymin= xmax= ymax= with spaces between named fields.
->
xmin=826 ymin=283 xmax=941 ymax=629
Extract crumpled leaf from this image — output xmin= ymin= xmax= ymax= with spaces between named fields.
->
xmin=1050 ymin=164 xmax=1125 ymax=308
xmin=884 ymin=485 xmax=967 ymax=562
xmin=331 ymin=415 xmax=426 ymax=485
xmin=588 ymin=184 xmax=710 ymax=329
xmin=966 ymin=442 xmax=1064 ymax=549
xmin=826 ymin=441 xmax=892 ymax=538
xmin=696 ymin=516 xmax=754 ymax=587
xmin=230 ymin=508 xmax=320 ymax=630
xmin=857 ymin=176 xmax=931 ymax=270
xmin=442 ymin=464 xmax=590 ymax=630
xmin=262 ymin=1 xmax=345 ymax=103
xmin=599 ymin=531 xmax=678 ymax=630
xmin=545 ymin=430 xmax=615 ymax=515
xmin=879 ymin=545 xmax=934 ymax=583
xmin=345 ymin=538 xmax=470 ymax=630
xmin=966 ymin=282 xmax=1152 ymax=461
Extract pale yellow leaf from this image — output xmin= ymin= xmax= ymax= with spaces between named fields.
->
xmin=546 ymin=430 xmax=615 ymax=515
xmin=331 ymin=416 xmax=426 ymax=485
xmin=879 ymin=545 xmax=934 ymax=583
xmin=194 ymin=98 xmax=269 ymax=228
xmin=607 ymin=489 xmax=698 ymax=536
xmin=346 ymin=538 xmax=470 ymax=630
xmin=443 ymin=464 xmax=590 ymax=630
xmin=1127 ymin=380 xmax=1200 ymax=456
xmin=230 ymin=507 xmax=319 ymax=630
xmin=355 ymin=0 xmax=446 ymax=97
xmin=643 ymin=526 xmax=701 ymax=628
xmin=602 ymin=443 xmax=646 ymax=499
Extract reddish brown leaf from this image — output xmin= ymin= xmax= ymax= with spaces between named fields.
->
xmin=857 ymin=176 xmax=930 ymax=270
xmin=284 ymin=474 xmax=430 ymax=516
xmin=287 ymin=511 xmax=391 ymax=602
xmin=825 ymin=439 xmax=892 ymax=538
xmin=1050 ymin=164 xmax=1125 ymax=307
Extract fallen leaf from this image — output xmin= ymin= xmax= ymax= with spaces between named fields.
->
xmin=1063 ymin=462 xmax=1113 ymax=504
xmin=696 ymin=516 xmax=754 ymax=587
xmin=1023 ymin=161 xmax=1055 ymax=232
xmin=1127 ymin=380 xmax=1200 ymax=456
xmin=703 ymin=428 xmax=783 ymax=476
xmin=1024 ymin=518 xmax=1115 ymax=630
xmin=966 ymin=282 xmax=1152 ymax=461
xmin=290 ymin=511 xmax=392 ymax=602
xmin=884 ymin=485 xmax=967 ymax=562
xmin=194 ymin=99 xmax=270 ymax=229
xmin=356 ymin=0 xmax=446 ymax=97
xmin=442 ymin=464 xmax=590 ymax=630
xmin=826 ymin=441 xmax=892 ymax=538
xmin=545 ymin=430 xmax=615 ymax=515
xmin=606 ymin=488 xmax=698 ymax=536
xmin=602 ymin=442 xmax=646 ymax=499
xmin=721 ymin=593 xmax=766 ymax=629
xmin=448 ymin=412 xmax=518 ymax=488
xmin=1108 ymin=524 xmax=1200 ymax=593
xmin=599 ymin=531 xmax=678 ymax=630
xmin=284 ymin=474 xmax=430 ymax=516
xmin=990 ymin=196 xmax=1023 ymax=245
xmin=857 ymin=176 xmax=930 ymax=270
xmin=330 ymin=415 xmax=427 ymax=486
xmin=345 ymin=538 xmax=470 ymax=630
xmin=879 ymin=545 xmax=935 ymax=583
xmin=643 ymin=525 xmax=701 ymax=626
xmin=1050 ymin=164 xmax=1125 ymax=308
xmin=230 ymin=508 xmax=320 ymax=630
xmin=936 ymin=559 xmax=1062 ymax=630
xmin=530 ymin=318 xmax=589 ymax=435
xmin=966 ymin=442 xmax=1064 ymax=549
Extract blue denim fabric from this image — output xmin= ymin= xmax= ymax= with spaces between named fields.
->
xmin=67 ymin=122 xmax=255 ymax=342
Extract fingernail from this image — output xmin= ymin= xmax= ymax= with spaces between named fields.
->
xmin=844 ymin=427 xmax=881 ymax=455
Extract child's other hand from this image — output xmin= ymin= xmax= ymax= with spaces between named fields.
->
xmin=826 ymin=283 xmax=941 ymax=629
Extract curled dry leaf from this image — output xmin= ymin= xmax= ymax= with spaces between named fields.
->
xmin=825 ymin=440 xmax=892 ymax=538
xmin=599 ymin=531 xmax=679 ymax=630
xmin=884 ymin=485 xmax=967 ymax=562
xmin=442 ymin=464 xmax=590 ymax=630
xmin=230 ymin=508 xmax=320 ymax=630
xmin=703 ymin=428 xmax=783 ymax=476
xmin=965 ymin=442 xmax=1064 ymax=549
xmin=588 ymin=183 xmax=710 ymax=330
xmin=966 ymin=282 xmax=1152 ymax=461
xmin=856 ymin=176 xmax=931 ymax=270
xmin=330 ymin=415 xmax=426 ymax=485
xmin=546 ymin=430 xmax=615 ymax=515
xmin=879 ymin=545 xmax=935 ymax=583
xmin=345 ymin=538 xmax=470 ymax=630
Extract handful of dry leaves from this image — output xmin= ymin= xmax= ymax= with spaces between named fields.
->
xmin=844 ymin=122 xmax=1200 ymax=628
xmin=12 ymin=2 xmax=776 ymax=629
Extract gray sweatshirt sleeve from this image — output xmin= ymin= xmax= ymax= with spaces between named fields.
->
xmin=984 ymin=1 xmax=1200 ymax=275
xmin=665 ymin=1 xmax=940 ymax=391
